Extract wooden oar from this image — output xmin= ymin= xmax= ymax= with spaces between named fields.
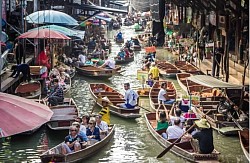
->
xmin=138 ymin=106 xmax=152 ymax=112
xmin=157 ymin=109 xmax=212 ymax=158
xmin=228 ymin=112 xmax=244 ymax=131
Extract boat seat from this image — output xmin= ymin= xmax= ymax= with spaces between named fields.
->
xmin=50 ymin=115 xmax=77 ymax=121
xmin=52 ymin=107 xmax=77 ymax=115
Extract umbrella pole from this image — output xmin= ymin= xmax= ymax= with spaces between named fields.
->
xmin=0 ymin=2 xmax=2 ymax=92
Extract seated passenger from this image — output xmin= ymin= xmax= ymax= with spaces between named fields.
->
xmin=95 ymin=115 xmax=109 ymax=138
xmin=99 ymin=56 xmax=115 ymax=69
xmin=85 ymin=56 xmax=94 ymax=66
xmin=62 ymin=126 xmax=85 ymax=154
xmin=45 ymin=78 xmax=64 ymax=106
xmin=118 ymin=49 xmax=125 ymax=60
xmin=156 ymin=107 xmax=169 ymax=139
xmin=116 ymin=31 xmax=123 ymax=40
xmin=86 ymin=119 xmax=101 ymax=143
xmin=166 ymin=118 xmax=184 ymax=140
xmin=99 ymin=97 xmax=111 ymax=125
xmin=183 ymin=109 xmax=197 ymax=119
xmin=74 ymin=118 xmax=86 ymax=134
xmin=76 ymin=53 xmax=86 ymax=67
xmin=72 ymin=122 xmax=88 ymax=142
xmin=169 ymin=105 xmax=186 ymax=128
xmin=116 ymin=83 xmax=139 ymax=109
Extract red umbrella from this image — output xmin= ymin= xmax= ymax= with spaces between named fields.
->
xmin=17 ymin=28 xmax=71 ymax=39
xmin=0 ymin=93 xmax=53 ymax=138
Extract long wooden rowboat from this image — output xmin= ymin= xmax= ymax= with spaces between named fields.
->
xmin=156 ymin=61 xmax=181 ymax=78
xmin=115 ymin=55 xmax=134 ymax=64
xmin=176 ymin=73 xmax=191 ymax=94
xmin=145 ymin=113 xmax=220 ymax=162
xmin=15 ymin=81 xmax=41 ymax=99
xmin=193 ymin=107 xmax=249 ymax=136
xmin=47 ymin=98 xmax=79 ymax=131
xmin=175 ymin=61 xmax=203 ymax=74
xmin=239 ymin=129 xmax=249 ymax=161
xmin=89 ymin=83 xmax=141 ymax=119
xmin=137 ymin=87 xmax=150 ymax=97
xmin=149 ymin=81 xmax=176 ymax=111
xmin=40 ymin=125 xmax=115 ymax=163
xmin=75 ymin=65 xmax=120 ymax=79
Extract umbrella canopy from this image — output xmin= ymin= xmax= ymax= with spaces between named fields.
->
xmin=29 ymin=25 xmax=77 ymax=37
xmin=0 ymin=93 xmax=53 ymax=138
xmin=17 ymin=28 xmax=71 ymax=39
xmin=25 ymin=10 xmax=79 ymax=26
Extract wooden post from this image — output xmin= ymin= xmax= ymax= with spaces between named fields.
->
xmin=0 ymin=0 xmax=2 ymax=92
xmin=224 ymin=13 xmax=230 ymax=82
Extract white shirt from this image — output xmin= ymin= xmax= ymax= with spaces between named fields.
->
xmin=78 ymin=54 xmax=86 ymax=64
xmin=166 ymin=125 xmax=184 ymax=140
xmin=105 ymin=59 xmax=115 ymax=69
xmin=158 ymin=88 xmax=167 ymax=101
xmin=124 ymin=89 xmax=139 ymax=106
xmin=169 ymin=116 xmax=186 ymax=128
xmin=80 ymin=124 xmax=86 ymax=134
xmin=96 ymin=121 xmax=108 ymax=132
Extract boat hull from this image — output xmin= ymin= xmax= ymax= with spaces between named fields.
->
xmin=15 ymin=81 xmax=41 ymax=99
xmin=76 ymin=66 xmax=113 ymax=79
xmin=239 ymin=129 xmax=249 ymax=161
xmin=115 ymin=56 xmax=134 ymax=64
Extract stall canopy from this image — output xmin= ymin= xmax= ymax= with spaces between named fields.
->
xmin=187 ymin=75 xmax=242 ymax=88
xmin=95 ymin=15 xmax=112 ymax=22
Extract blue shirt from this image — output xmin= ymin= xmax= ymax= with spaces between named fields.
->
xmin=78 ymin=131 xmax=88 ymax=142
xmin=86 ymin=127 xmax=100 ymax=141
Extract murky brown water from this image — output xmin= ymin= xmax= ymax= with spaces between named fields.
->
xmin=0 ymin=25 xmax=248 ymax=163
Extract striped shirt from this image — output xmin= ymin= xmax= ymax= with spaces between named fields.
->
xmin=50 ymin=85 xmax=64 ymax=99
xmin=99 ymin=106 xmax=110 ymax=125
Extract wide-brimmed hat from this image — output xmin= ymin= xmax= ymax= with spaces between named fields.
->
xmin=195 ymin=119 xmax=210 ymax=129
xmin=101 ymin=96 xmax=110 ymax=103
xmin=151 ymin=62 xmax=156 ymax=66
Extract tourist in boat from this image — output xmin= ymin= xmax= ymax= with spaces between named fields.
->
xmin=95 ymin=115 xmax=109 ymax=138
xmin=36 ymin=44 xmax=51 ymax=69
xmin=180 ymin=125 xmax=194 ymax=143
xmin=82 ymin=115 xmax=90 ymax=129
xmin=185 ymin=118 xmax=214 ymax=154
xmin=86 ymin=119 xmax=101 ymax=143
xmin=85 ymin=55 xmax=94 ymax=66
xmin=10 ymin=64 xmax=31 ymax=82
xmin=116 ymin=83 xmax=139 ymax=109
xmin=166 ymin=118 xmax=184 ymax=140
xmin=157 ymin=82 xmax=176 ymax=109
xmin=72 ymin=122 xmax=88 ymax=142
xmin=45 ymin=78 xmax=64 ymax=106
xmin=156 ymin=107 xmax=169 ymax=139
xmin=76 ymin=53 xmax=86 ymax=67
xmin=62 ymin=126 xmax=85 ymax=154
xmin=99 ymin=97 xmax=111 ymax=125
xmin=116 ymin=31 xmax=123 ymax=40
xmin=74 ymin=117 xmax=86 ymax=134
xmin=169 ymin=104 xmax=186 ymax=127
xmin=99 ymin=56 xmax=115 ymax=69
xmin=117 ymin=49 xmax=125 ymax=60
xmin=148 ymin=62 xmax=160 ymax=80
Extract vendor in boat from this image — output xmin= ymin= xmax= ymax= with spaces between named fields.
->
xmin=116 ymin=83 xmax=139 ymax=109
xmin=156 ymin=106 xmax=169 ymax=139
xmin=86 ymin=119 xmax=101 ymax=143
xmin=95 ymin=115 xmax=109 ymax=137
xmin=99 ymin=56 xmax=115 ymax=69
xmin=148 ymin=62 xmax=160 ymax=80
xmin=157 ymin=82 xmax=175 ymax=109
xmin=10 ymin=64 xmax=31 ymax=82
xmin=36 ymin=44 xmax=51 ymax=69
xmin=62 ymin=126 xmax=85 ymax=154
xmin=45 ymin=78 xmax=64 ymax=106
xmin=99 ymin=97 xmax=111 ymax=125
xmin=185 ymin=118 xmax=214 ymax=154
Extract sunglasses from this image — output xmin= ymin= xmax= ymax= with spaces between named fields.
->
xmin=70 ymin=130 xmax=77 ymax=132
xmin=89 ymin=123 xmax=94 ymax=125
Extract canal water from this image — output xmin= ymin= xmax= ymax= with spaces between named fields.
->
xmin=0 ymin=26 xmax=248 ymax=163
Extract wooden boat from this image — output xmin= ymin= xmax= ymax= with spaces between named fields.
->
xmin=115 ymin=55 xmax=134 ymax=64
xmin=114 ymin=37 xmax=124 ymax=43
xmin=175 ymin=61 xmax=203 ymax=74
xmin=40 ymin=125 xmax=115 ymax=163
xmin=123 ymin=21 xmax=134 ymax=26
xmin=135 ymin=27 xmax=144 ymax=32
xmin=239 ymin=129 xmax=249 ymax=161
xmin=176 ymin=73 xmax=191 ymax=93
xmin=145 ymin=113 xmax=220 ymax=162
xmin=47 ymin=98 xmax=79 ymax=131
xmin=149 ymin=81 xmax=176 ymax=111
xmin=156 ymin=61 xmax=181 ymax=78
xmin=15 ymin=81 xmax=41 ymax=99
xmin=89 ymin=83 xmax=141 ymax=119
xmin=75 ymin=65 xmax=119 ymax=79
xmin=137 ymin=87 xmax=150 ymax=97
xmin=193 ymin=106 xmax=248 ymax=136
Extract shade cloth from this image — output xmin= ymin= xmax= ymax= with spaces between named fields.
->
xmin=0 ymin=93 xmax=53 ymax=137
xmin=187 ymin=75 xmax=242 ymax=88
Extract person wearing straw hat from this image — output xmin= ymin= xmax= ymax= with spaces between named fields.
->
xmin=185 ymin=118 xmax=214 ymax=154
xmin=99 ymin=97 xmax=110 ymax=125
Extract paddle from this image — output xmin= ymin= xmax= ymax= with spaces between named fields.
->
xmin=138 ymin=106 xmax=152 ymax=112
xmin=228 ymin=112 xmax=244 ymax=131
xmin=156 ymin=109 xmax=212 ymax=158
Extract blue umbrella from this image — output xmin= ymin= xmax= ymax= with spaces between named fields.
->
xmin=2 ymin=19 xmax=6 ymax=26
xmin=25 ymin=10 xmax=79 ymax=26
